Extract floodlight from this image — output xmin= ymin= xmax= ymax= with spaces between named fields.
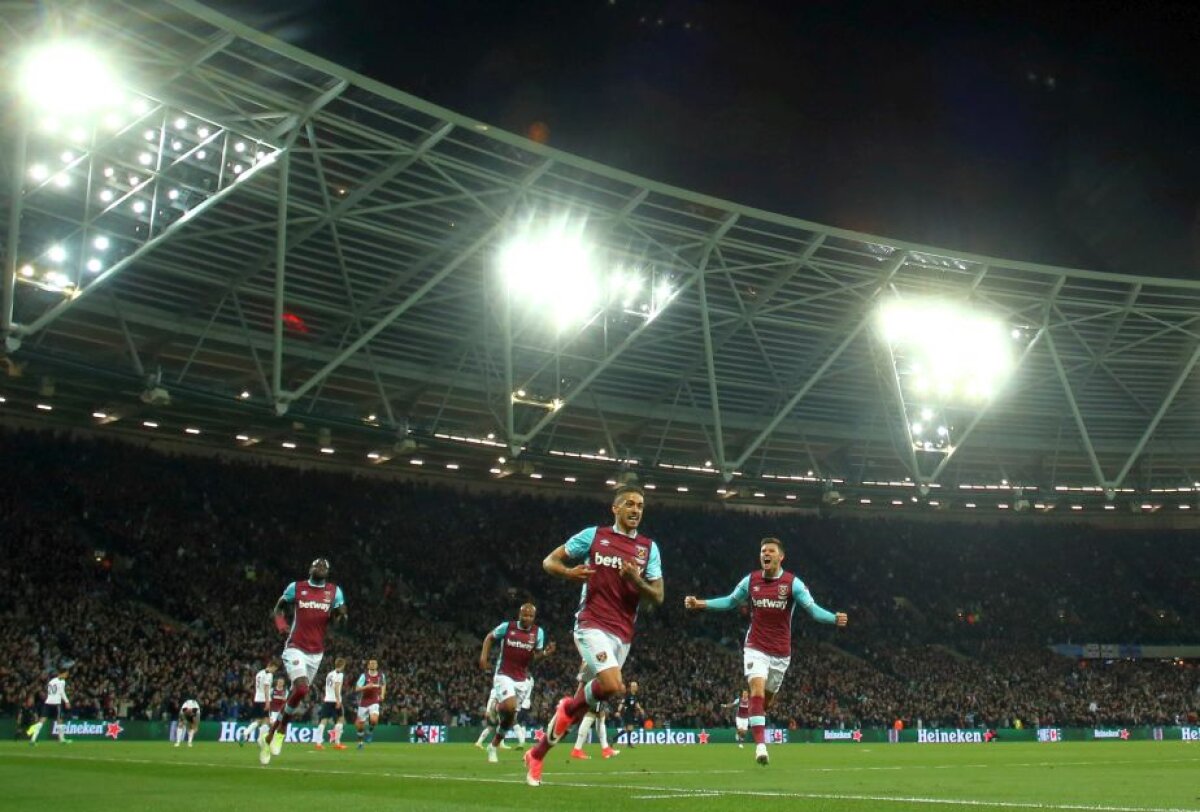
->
xmin=18 ymin=42 xmax=122 ymax=116
xmin=93 ymin=236 xmax=110 ymax=250
xmin=499 ymin=217 xmax=601 ymax=330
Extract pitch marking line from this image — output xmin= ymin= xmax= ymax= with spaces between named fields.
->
xmin=3 ymin=751 xmax=1196 ymax=812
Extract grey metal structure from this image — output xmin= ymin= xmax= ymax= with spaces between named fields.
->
xmin=2 ymin=0 xmax=1199 ymax=512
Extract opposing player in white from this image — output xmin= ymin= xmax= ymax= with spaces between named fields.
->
xmin=27 ymin=667 xmax=71 ymax=746
xmin=243 ymin=660 xmax=277 ymax=746
xmin=314 ymin=657 xmax=347 ymax=750
xmin=175 ymin=699 xmax=200 ymax=747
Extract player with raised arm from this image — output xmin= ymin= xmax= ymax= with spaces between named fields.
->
xmin=478 ymin=602 xmax=556 ymax=762
xmin=685 ymin=537 xmax=847 ymax=766
xmin=243 ymin=660 xmax=277 ymax=746
xmin=523 ymin=485 xmax=663 ymax=787
xmin=175 ymin=699 xmax=200 ymax=747
xmin=259 ymin=558 xmax=347 ymax=766
xmin=353 ymin=658 xmax=386 ymax=749
xmin=27 ymin=666 xmax=71 ymax=746
xmin=314 ymin=657 xmax=347 ymax=750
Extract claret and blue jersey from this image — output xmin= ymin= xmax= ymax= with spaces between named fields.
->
xmin=565 ymin=525 xmax=662 ymax=644
xmin=280 ymin=579 xmax=345 ymax=654
xmin=705 ymin=570 xmax=836 ymax=657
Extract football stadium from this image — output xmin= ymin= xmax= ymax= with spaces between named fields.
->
xmin=1 ymin=2 xmax=1198 ymax=810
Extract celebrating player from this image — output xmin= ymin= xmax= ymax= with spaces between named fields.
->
xmin=612 ymin=680 xmax=645 ymax=748
xmin=524 ymin=485 xmax=663 ymax=787
xmin=478 ymin=602 xmax=555 ymax=762
xmin=243 ymin=660 xmax=277 ymax=746
xmin=314 ymin=657 xmax=347 ymax=750
xmin=259 ymin=557 xmax=347 ymax=766
xmin=268 ymin=677 xmax=286 ymax=724
xmin=175 ymin=699 xmax=200 ymax=747
xmin=685 ymin=537 xmax=847 ymax=765
xmin=353 ymin=658 xmax=386 ymax=749
xmin=27 ymin=666 xmax=71 ymax=746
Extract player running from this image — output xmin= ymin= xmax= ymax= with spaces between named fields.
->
xmin=352 ymin=659 xmax=386 ymax=749
xmin=314 ymin=657 xmax=347 ymax=750
xmin=524 ymin=485 xmax=663 ymax=787
xmin=571 ymin=661 xmax=617 ymax=759
xmin=478 ymin=602 xmax=556 ymax=762
xmin=685 ymin=537 xmax=847 ymax=766
xmin=175 ymin=699 xmax=200 ymax=747
xmin=243 ymin=660 xmax=277 ymax=746
xmin=27 ymin=666 xmax=71 ymax=746
xmin=259 ymin=557 xmax=347 ymax=766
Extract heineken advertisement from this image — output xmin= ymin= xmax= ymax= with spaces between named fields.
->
xmin=7 ymin=719 xmax=1200 ymax=744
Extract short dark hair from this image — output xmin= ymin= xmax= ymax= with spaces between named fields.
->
xmin=760 ymin=536 xmax=784 ymax=553
xmin=612 ymin=485 xmax=645 ymax=504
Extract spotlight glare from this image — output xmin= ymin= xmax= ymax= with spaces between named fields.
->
xmin=93 ymin=235 xmax=110 ymax=250
xmin=85 ymin=258 xmax=102 ymax=273
xmin=18 ymin=42 xmax=122 ymax=116
xmin=29 ymin=164 xmax=49 ymax=181
xmin=47 ymin=245 xmax=67 ymax=263
xmin=499 ymin=217 xmax=602 ymax=330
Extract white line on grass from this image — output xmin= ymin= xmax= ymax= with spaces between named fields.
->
xmin=3 ymin=751 xmax=1196 ymax=812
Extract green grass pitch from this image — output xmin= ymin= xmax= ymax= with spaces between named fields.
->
xmin=2 ymin=740 xmax=1196 ymax=811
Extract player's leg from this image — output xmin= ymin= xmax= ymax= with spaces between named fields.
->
xmin=487 ymin=689 xmax=517 ymax=762
xmin=334 ymin=712 xmax=346 ymax=749
xmin=174 ymin=716 xmax=184 ymax=746
xmin=355 ymin=705 xmax=368 ymax=749
xmin=367 ymin=709 xmax=379 ymax=743
xmin=187 ymin=718 xmax=197 ymax=746
xmin=526 ymin=631 xmax=628 ymax=786
xmin=29 ymin=713 xmax=46 ymax=745
xmin=571 ymin=711 xmax=595 ymax=758
xmin=315 ymin=703 xmax=330 ymax=749
xmin=54 ymin=708 xmax=67 ymax=743
xmin=599 ymin=710 xmax=618 ymax=758
xmin=476 ymin=693 xmax=498 ymax=747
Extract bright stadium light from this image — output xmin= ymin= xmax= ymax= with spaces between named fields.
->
xmin=878 ymin=298 xmax=1014 ymax=403
xmin=499 ymin=216 xmax=601 ymax=331
xmin=18 ymin=41 xmax=122 ymax=116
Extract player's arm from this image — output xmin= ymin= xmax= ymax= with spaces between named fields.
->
xmin=334 ymin=680 xmax=342 ymax=708
xmin=533 ymin=628 xmax=556 ymax=660
xmin=272 ymin=583 xmax=295 ymax=633
xmin=544 ymin=527 xmax=597 ymax=582
xmin=620 ymin=540 xmax=664 ymax=606
xmin=793 ymin=579 xmax=848 ymax=626
xmin=332 ymin=586 xmax=348 ymax=626
xmin=480 ymin=622 xmax=507 ymax=670
xmin=684 ymin=575 xmax=749 ymax=611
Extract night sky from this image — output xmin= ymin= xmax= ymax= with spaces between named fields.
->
xmin=209 ymin=0 xmax=1200 ymax=277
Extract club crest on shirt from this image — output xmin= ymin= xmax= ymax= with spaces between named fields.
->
xmin=596 ymin=652 xmax=608 ymax=663
xmin=634 ymin=545 xmax=648 ymax=561
xmin=778 ymin=584 xmax=789 ymax=599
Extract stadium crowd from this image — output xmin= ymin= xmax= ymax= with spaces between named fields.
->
xmin=1 ymin=429 xmax=1197 ymax=732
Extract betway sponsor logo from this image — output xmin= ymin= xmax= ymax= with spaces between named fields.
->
xmin=297 ymin=600 xmax=331 ymax=611
xmin=218 ymin=722 xmax=323 ymax=743
xmin=505 ymin=639 xmax=535 ymax=651
xmin=917 ymin=729 xmax=984 ymax=744
xmin=753 ymin=598 xmax=788 ymax=610
xmin=1093 ymin=728 xmax=1130 ymax=740
xmin=593 ymin=554 xmax=628 ymax=570
xmin=823 ymin=729 xmax=863 ymax=742
xmin=1181 ymin=727 xmax=1200 ymax=741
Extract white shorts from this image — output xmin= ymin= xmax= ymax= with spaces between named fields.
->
xmin=356 ymin=703 xmax=380 ymax=721
xmin=490 ymin=674 xmax=533 ymax=709
xmin=744 ymin=648 xmax=790 ymax=694
xmin=736 ymin=717 xmax=749 ymax=732
xmin=519 ymin=678 xmax=534 ymax=710
xmin=281 ymin=647 xmax=323 ymax=684
xmin=574 ymin=627 xmax=630 ymax=681
xmin=269 ymin=710 xmax=281 ymax=724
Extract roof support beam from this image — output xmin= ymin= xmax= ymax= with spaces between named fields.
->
xmin=1111 ymin=340 xmax=1200 ymax=490
xmin=2 ymin=112 xmax=28 ymax=350
xmin=271 ymin=151 xmax=289 ymax=405
xmin=696 ymin=214 xmax=740 ymax=474
xmin=1046 ymin=329 xmax=1107 ymax=489
xmin=728 ymin=251 xmax=908 ymax=475
xmin=281 ymin=159 xmax=555 ymax=407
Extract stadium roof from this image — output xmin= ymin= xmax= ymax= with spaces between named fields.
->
xmin=4 ymin=0 xmax=1200 ymax=513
